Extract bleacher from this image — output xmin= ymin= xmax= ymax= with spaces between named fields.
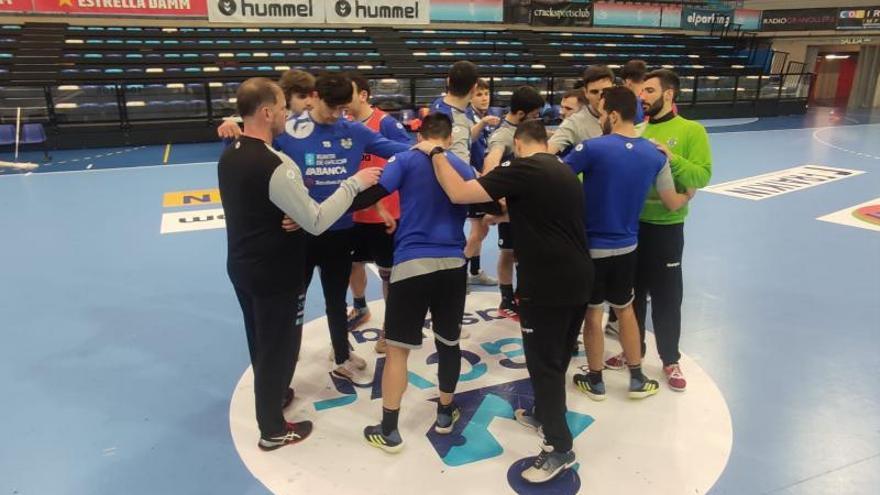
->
xmin=0 ymin=22 xmax=810 ymax=147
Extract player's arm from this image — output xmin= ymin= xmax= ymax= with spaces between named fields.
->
xmin=414 ymin=142 xmax=491 ymax=204
xmin=659 ymin=125 xmax=712 ymax=189
xmin=269 ymin=156 xmax=381 ymax=235
xmin=548 ymin=118 xmax=578 ymax=155
xmin=363 ymin=123 xmax=411 ymax=159
xmin=217 ymin=116 xmax=243 ymax=139
xmin=470 ymin=115 xmax=500 ymax=141
xmin=655 ymin=162 xmax=690 ymax=212
xmin=482 ymin=146 xmax=505 ymax=174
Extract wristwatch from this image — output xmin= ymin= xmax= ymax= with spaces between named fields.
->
xmin=428 ymin=146 xmax=445 ymax=159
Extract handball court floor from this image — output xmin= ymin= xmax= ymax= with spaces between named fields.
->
xmin=1 ymin=108 xmax=878 ymax=495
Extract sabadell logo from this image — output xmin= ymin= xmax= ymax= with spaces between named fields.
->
xmin=229 ymin=292 xmax=734 ymax=494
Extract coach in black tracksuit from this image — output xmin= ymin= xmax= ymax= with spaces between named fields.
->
xmin=423 ymin=119 xmax=593 ymax=484
xmin=218 ymin=77 xmax=380 ymax=451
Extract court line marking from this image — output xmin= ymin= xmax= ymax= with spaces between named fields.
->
xmin=0 ymin=160 xmax=215 ymax=179
xmin=812 ymin=126 xmax=880 ymax=161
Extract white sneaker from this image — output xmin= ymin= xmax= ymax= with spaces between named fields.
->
xmin=467 ymin=271 xmax=498 ymax=286
xmin=331 ymin=356 xmax=372 ymax=386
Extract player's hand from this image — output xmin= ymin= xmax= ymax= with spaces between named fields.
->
xmin=353 ymin=167 xmax=382 ymax=190
xmin=378 ymin=208 xmax=397 ymax=235
xmin=482 ymin=214 xmax=504 ymax=226
xmin=654 ymin=142 xmax=671 ymax=157
xmin=281 ymin=215 xmax=300 ymax=232
xmin=218 ymin=119 xmax=242 ymax=139
xmin=482 ymin=116 xmax=501 ymax=127
xmin=412 ymin=141 xmax=441 ymax=155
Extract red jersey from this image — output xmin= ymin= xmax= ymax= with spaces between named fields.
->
xmin=353 ymin=108 xmax=402 ymax=223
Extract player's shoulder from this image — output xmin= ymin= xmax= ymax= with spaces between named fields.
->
xmin=675 ymin=115 xmax=708 ymax=134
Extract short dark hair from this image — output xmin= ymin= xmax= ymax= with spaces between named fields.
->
xmin=583 ymin=65 xmax=615 ymax=87
xmin=420 ymin=113 xmax=453 ymax=140
xmin=645 ymin=69 xmax=681 ymax=99
xmin=562 ymin=88 xmax=586 ymax=105
xmin=447 ymin=60 xmax=479 ymax=97
xmin=476 ymin=78 xmax=490 ymax=91
xmin=514 ymin=119 xmax=548 ymax=144
xmin=236 ymin=77 xmax=281 ymax=118
xmin=348 ymin=72 xmax=371 ymax=97
xmin=509 ymin=86 xmax=544 ymax=115
xmin=600 ymin=86 xmax=637 ymax=122
xmin=315 ymin=71 xmax=354 ymax=108
xmin=278 ymin=69 xmax=315 ymax=102
xmin=620 ymin=59 xmax=648 ymax=83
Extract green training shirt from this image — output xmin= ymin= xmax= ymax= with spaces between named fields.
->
xmin=640 ymin=114 xmax=712 ymax=225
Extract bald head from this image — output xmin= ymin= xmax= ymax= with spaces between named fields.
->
xmin=237 ymin=77 xmax=283 ymax=118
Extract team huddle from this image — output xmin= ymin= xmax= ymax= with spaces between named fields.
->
xmin=217 ymin=59 xmax=712 ymax=484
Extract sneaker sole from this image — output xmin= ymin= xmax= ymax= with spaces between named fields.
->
xmin=365 ymin=437 xmax=404 ymax=454
xmin=668 ymin=384 xmax=687 ymax=392
xmin=258 ymin=429 xmax=312 ymax=451
xmin=330 ymin=370 xmax=372 ymax=387
xmin=629 ymin=388 xmax=660 ymax=399
xmin=522 ymin=459 xmax=576 ymax=484
xmin=574 ymin=383 xmax=606 ymax=402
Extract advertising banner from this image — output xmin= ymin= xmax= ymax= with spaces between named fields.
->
xmin=431 ymin=0 xmax=502 ymax=22
xmin=207 ymin=0 xmax=324 ymax=23
xmin=529 ymin=1 xmax=591 ymax=27
xmin=32 ymin=0 xmax=208 ymax=16
xmin=733 ymin=8 xmax=762 ymax=31
xmin=836 ymin=7 xmax=880 ymax=30
xmin=326 ymin=0 xmax=429 ymax=25
xmin=0 ymin=0 xmax=34 ymax=13
xmin=592 ymin=2 xmax=680 ymax=29
xmin=681 ymin=6 xmax=733 ymax=31
xmin=761 ymin=8 xmax=838 ymax=31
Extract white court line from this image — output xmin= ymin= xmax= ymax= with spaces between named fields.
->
xmin=812 ymin=126 xmax=880 ymax=161
xmin=709 ymin=122 xmax=880 ymax=136
xmin=0 ymin=161 xmax=216 ymax=179
xmin=365 ymin=263 xmax=381 ymax=280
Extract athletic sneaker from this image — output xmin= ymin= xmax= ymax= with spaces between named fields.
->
xmin=572 ymin=372 xmax=606 ymax=401
xmin=664 ymin=364 xmax=687 ymax=391
xmin=605 ymin=319 xmax=620 ymax=337
xmin=498 ymin=298 xmax=520 ymax=321
xmin=629 ymin=376 xmax=660 ymax=399
xmin=434 ymin=404 xmax=461 ymax=434
xmin=521 ymin=442 xmax=576 ymax=484
xmin=514 ymin=408 xmax=542 ymax=433
xmin=326 ymin=339 xmax=356 ymax=362
xmin=468 ymin=270 xmax=498 ymax=286
xmin=604 ymin=352 xmax=626 ymax=370
xmin=363 ymin=424 xmax=404 ymax=453
xmin=282 ymin=387 xmax=294 ymax=410
xmin=258 ymin=421 xmax=313 ymax=451
xmin=347 ymin=306 xmax=371 ymax=331
xmin=331 ymin=354 xmax=371 ymax=386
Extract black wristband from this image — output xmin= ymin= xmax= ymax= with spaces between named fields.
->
xmin=429 ymin=146 xmax=445 ymax=159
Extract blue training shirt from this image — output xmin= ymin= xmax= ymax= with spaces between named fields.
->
xmin=430 ymin=97 xmax=474 ymax=163
xmin=378 ymin=150 xmax=476 ymax=265
xmin=273 ymin=111 xmax=410 ymax=231
xmin=564 ymin=134 xmax=671 ymax=250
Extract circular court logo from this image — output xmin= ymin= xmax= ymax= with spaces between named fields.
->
xmin=853 ymin=204 xmax=880 ymax=226
xmin=229 ymin=292 xmax=732 ymax=494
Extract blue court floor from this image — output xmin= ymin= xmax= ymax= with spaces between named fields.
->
xmin=0 ymin=107 xmax=878 ymax=494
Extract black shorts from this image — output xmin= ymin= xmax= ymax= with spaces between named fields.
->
xmin=384 ymin=266 xmax=467 ymax=349
xmin=498 ymin=222 xmax=514 ymax=250
xmin=351 ymin=223 xmax=394 ymax=269
xmin=467 ymin=206 xmax=486 ymax=219
xmin=589 ymin=250 xmax=637 ymax=309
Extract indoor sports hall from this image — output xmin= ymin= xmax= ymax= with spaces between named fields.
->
xmin=1 ymin=1 xmax=878 ymax=494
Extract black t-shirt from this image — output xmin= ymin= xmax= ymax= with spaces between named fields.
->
xmin=218 ymin=136 xmax=306 ymax=296
xmin=478 ymin=152 xmax=593 ymax=306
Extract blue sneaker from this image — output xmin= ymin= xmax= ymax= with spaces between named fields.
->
xmin=434 ymin=404 xmax=461 ymax=434
xmin=363 ymin=424 xmax=404 ymax=453
xmin=573 ymin=373 xmax=606 ymax=401
xmin=629 ymin=376 xmax=660 ymax=399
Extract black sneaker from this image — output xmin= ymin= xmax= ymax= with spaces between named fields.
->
xmin=258 ymin=421 xmax=313 ymax=451
xmin=521 ymin=443 xmax=576 ymax=483
xmin=363 ymin=424 xmax=404 ymax=453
